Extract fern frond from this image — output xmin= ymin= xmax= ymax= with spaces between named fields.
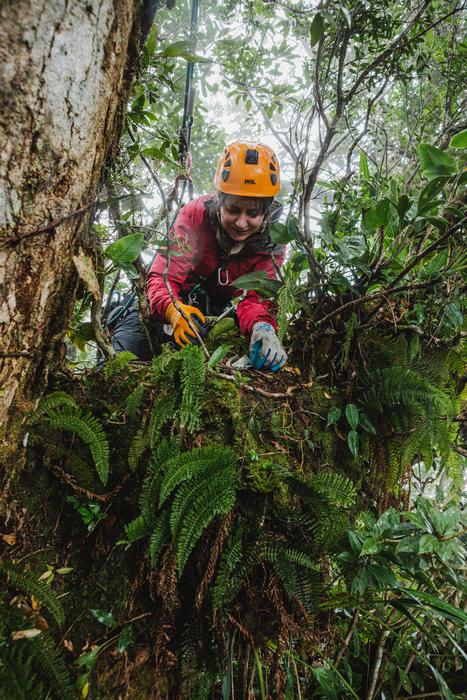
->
xmin=29 ymin=391 xmax=78 ymax=423
xmin=45 ymin=408 xmax=109 ymax=485
xmin=179 ymin=344 xmax=206 ymax=433
xmin=159 ymin=446 xmax=236 ymax=507
xmin=147 ymin=511 xmax=171 ymax=568
xmin=30 ymin=631 xmax=75 ymax=700
xmin=170 ymin=466 xmax=238 ymax=574
xmin=212 ymin=530 xmax=258 ymax=610
xmin=140 ymin=468 xmax=165 ymax=527
xmin=264 ymin=545 xmax=318 ymax=571
xmin=308 ymin=471 xmax=356 ymax=508
xmin=124 ymin=515 xmax=149 ymax=544
xmin=103 ymin=351 xmax=137 ymax=379
xmin=128 ymin=428 xmax=148 ymax=471
xmin=264 ymin=544 xmax=322 ymax=611
xmin=277 ymin=276 xmax=299 ymax=343
xmin=0 ymin=563 xmax=64 ymax=628
xmin=0 ymin=645 xmax=44 ymax=700
xmin=148 ymin=394 xmax=177 ymax=449
xmin=150 ymin=438 xmax=178 ymax=469
xmin=125 ymin=384 xmax=145 ymax=418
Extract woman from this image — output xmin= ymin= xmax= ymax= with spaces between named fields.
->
xmin=147 ymin=141 xmax=287 ymax=372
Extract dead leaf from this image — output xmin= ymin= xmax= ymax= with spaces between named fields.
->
xmin=37 ymin=616 xmax=49 ymax=631
xmin=11 ymin=628 xmax=42 ymax=640
xmin=72 ymin=250 xmax=101 ymax=301
xmin=1 ymin=533 xmax=16 ymax=545
xmin=31 ymin=595 xmax=40 ymax=611
xmin=38 ymin=570 xmax=54 ymax=582
xmin=323 ymin=390 xmax=332 ymax=399
xmin=63 ymin=638 xmax=74 ymax=652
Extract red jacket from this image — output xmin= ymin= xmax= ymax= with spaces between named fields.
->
xmin=147 ymin=196 xmax=285 ymax=336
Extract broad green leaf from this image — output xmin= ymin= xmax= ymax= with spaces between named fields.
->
xmin=418 ymin=177 xmax=448 ymax=213
xmin=397 ymin=194 xmax=412 ymax=223
xmin=207 ymin=344 xmax=230 ymax=369
xmin=359 ymin=412 xmax=376 ymax=435
xmin=90 ymin=608 xmax=116 ymax=628
xmin=426 ymin=216 xmax=449 ymax=232
xmin=428 ymin=663 xmax=457 ymax=700
xmin=269 ymin=222 xmax=293 ymax=244
xmin=444 ymin=303 xmax=463 ymax=330
xmin=449 ymin=129 xmax=467 ymax=149
xmin=418 ymin=144 xmax=456 ymax=180
xmin=162 ymin=40 xmax=194 ymax=57
xmin=347 ymin=430 xmax=359 ymax=456
xmin=105 ymin=234 xmax=144 ymax=265
xmin=231 ymin=271 xmax=282 ymax=298
xmin=345 ymin=404 xmax=359 ymax=430
xmin=360 ymin=536 xmax=382 ymax=555
xmin=363 ymin=199 xmax=390 ymax=230
xmin=145 ymin=25 xmax=158 ymax=56
xmin=326 ymin=407 xmax=342 ymax=428
xmin=310 ymin=13 xmax=325 ymax=47
xmin=418 ymin=533 xmax=438 ymax=554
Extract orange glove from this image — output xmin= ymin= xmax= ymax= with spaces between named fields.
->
xmin=165 ymin=301 xmax=206 ymax=346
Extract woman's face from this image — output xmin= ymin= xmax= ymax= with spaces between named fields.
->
xmin=219 ymin=196 xmax=266 ymax=242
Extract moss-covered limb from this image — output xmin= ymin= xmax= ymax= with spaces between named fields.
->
xmin=4 ymin=329 xmax=464 ymax=697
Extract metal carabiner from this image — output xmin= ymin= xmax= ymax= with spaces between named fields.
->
xmin=218 ymin=267 xmax=230 ymax=286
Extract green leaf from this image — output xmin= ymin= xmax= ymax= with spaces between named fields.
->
xmin=360 ymin=536 xmax=382 ymax=555
xmin=145 ymin=25 xmax=158 ymax=56
xmin=449 ymin=129 xmax=467 ymax=149
xmin=418 ymin=144 xmax=456 ymax=180
xmin=105 ymin=234 xmax=144 ymax=265
xmin=326 ymin=407 xmax=342 ymax=428
xmin=310 ymin=13 xmax=325 ymax=48
xmin=363 ymin=199 xmax=390 ymax=230
xmin=418 ymin=533 xmax=438 ymax=554
xmin=117 ymin=625 xmax=134 ymax=653
xmin=162 ymin=40 xmax=194 ymax=57
xmin=445 ymin=303 xmax=464 ymax=330
xmin=90 ymin=608 xmax=116 ymax=628
xmin=426 ymin=216 xmax=449 ymax=232
xmin=207 ymin=344 xmax=230 ymax=369
xmin=345 ymin=404 xmax=359 ymax=430
xmin=428 ymin=663 xmax=457 ymax=700
xmin=359 ymin=151 xmax=370 ymax=180
xmin=347 ymin=430 xmax=359 ymax=456
xmin=269 ymin=222 xmax=293 ymax=245
xmin=231 ymin=271 xmax=282 ymax=298
xmin=418 ymin=177 xmax=448 ymax=213
xmin=400 ymin=588 xmax=467 ymax=624
xmin=359 ymin=412 xmax=376 ymax=435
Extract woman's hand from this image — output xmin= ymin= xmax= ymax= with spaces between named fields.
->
xmin=166 ymin=302 xmax=206 ymax=346
xmin=248 ymin=322 xmax=287 ymax=372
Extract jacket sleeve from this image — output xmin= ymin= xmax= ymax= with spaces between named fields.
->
xmin=236 ymin=247 xmax=285 ymax=336
xmin=147 ymin=200 xmax=203 ymax=318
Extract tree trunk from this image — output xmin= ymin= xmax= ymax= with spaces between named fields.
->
xmin=0 ymin=0 xmax=156 ymax=498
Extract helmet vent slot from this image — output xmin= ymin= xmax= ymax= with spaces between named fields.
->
xmin=245 ymin=149 xmax=259 ymax=164
xmin=222 ymin=169 xmax=230 ymax=182
xmin=270 ymin=173 xmax=278 ymax=186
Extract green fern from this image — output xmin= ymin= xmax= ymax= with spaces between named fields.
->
xmin=140 ymin=467 xmax=165 ymax=527
xmin=125 ymin=384 xmax=145 ymax=418
xmin=43 ymin=407 xmax=109 ymax=485
xmin=124 ymin=514 xmax=149 ymax=543
xmin=170 ymin=459 xmax=237 ymax=574
xmin=159 ymin=446 xmax=236 ymax=506
xmin=103 ymin=351 xmax=137 ymax=379
xmin=128 ymin=428 xmax=148 ymax=471
xmin=0 ymin=645 xmax=44 ymax=700
xmin=179 ymin=344 xmax=206 ymax=433
xmin=277 ymin=274 xmax=299 ymax=343
xmin=29 ymin=391 xmax=78 ymax=423
xmin=147 ymin=511 xmax=171 ymax=567
xmin=1 ymin=563 xmax=65 ymax=628
xmin=212 ymin=529 xmax=258 ymax=610
xmin=308 ymin=471 xmax=357 ymax=508
xmin=30 ymin=631 xmax=75 ymax=700
xmin=148 ymin=393 xmax=177 ymax=449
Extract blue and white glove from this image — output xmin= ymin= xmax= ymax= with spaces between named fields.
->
xmin=248 ymin=322 xmax=287 ymax=372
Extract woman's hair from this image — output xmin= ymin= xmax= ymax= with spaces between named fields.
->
xmin=216 ymin=191 xmax=274 ymax=215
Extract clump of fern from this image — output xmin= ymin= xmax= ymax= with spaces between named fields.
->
xmin=31 ymin=391 xmax=109 ymax=485
xmin=361 ymin=334 xmax=459 ymax=491
xmin=0 ymin=564 xmax=74 ymax=700
xmin=124 ymin=443 xmax=238 ymax=574
xmin=178 ymin=344 xmax=206 ymax=433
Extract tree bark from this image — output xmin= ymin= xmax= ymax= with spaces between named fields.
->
xmin=0 ymin=0 xmax=156 ymax=499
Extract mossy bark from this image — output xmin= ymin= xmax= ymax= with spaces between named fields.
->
xmin=0 ymin=0 xmax=157 ymax=498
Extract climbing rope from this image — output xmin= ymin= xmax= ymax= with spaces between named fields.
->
xmin=106 ymin=0 xmax=200 ymax=329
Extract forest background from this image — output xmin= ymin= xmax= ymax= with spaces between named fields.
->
xmin=0 ymin=1 xmax=466 ymax=699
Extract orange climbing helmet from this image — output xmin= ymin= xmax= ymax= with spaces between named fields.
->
xmin=214 ymin=141 xmax=281 ymax=197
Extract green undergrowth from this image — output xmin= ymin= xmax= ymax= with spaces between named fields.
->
xmin=2 ymin=331 xmax=464 ymax=698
